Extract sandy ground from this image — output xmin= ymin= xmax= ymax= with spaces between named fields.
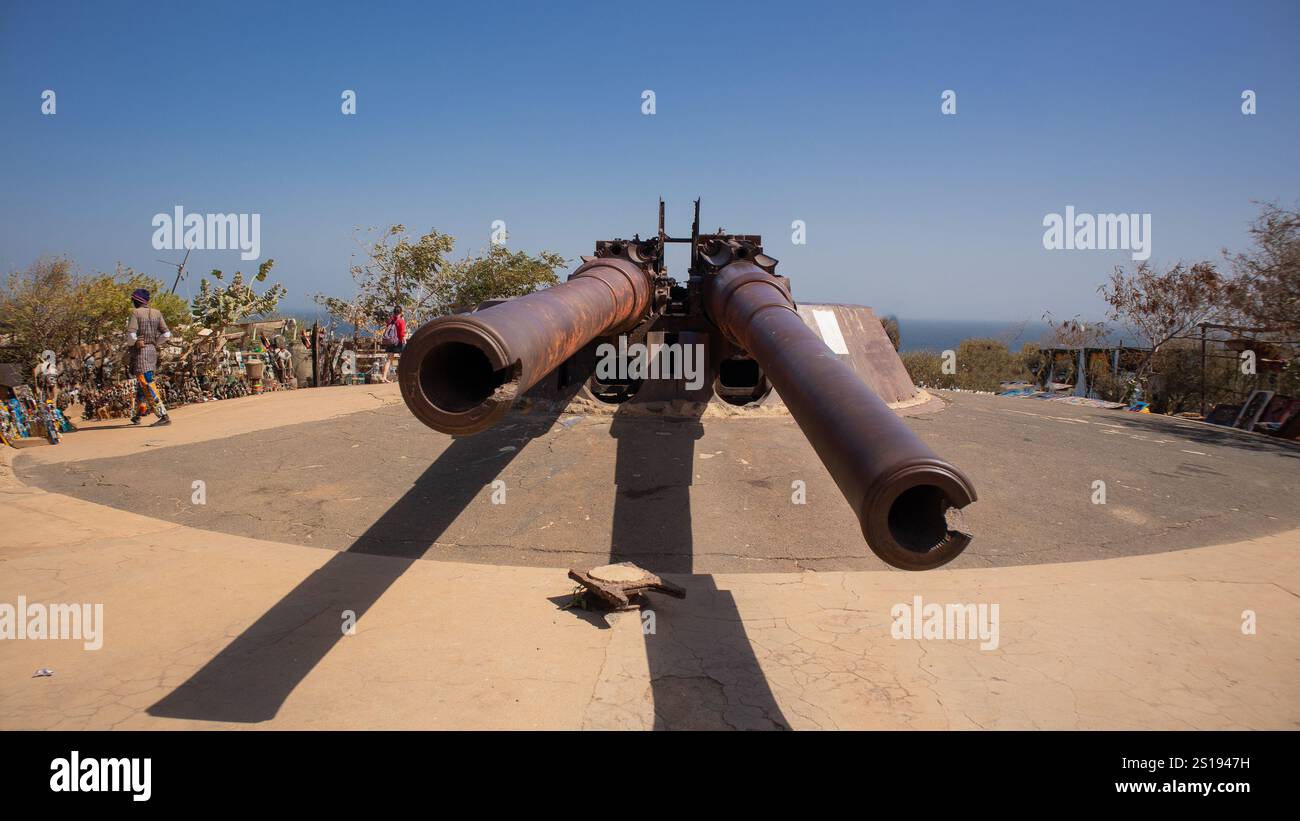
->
xmin=2 ymin=384 xmax=1297 ymax=729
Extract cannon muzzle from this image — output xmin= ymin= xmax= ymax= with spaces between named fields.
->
xmin=399 ymin=257 xmax=652 ymax=435
xmin=705 ymin=262 xmax=977 ymax=570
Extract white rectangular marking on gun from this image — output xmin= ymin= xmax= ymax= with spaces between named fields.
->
xmin=812 ymin=309 xmax=849 ymax=355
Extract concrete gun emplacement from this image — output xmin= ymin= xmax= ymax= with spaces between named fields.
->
xmin=399 ymin=201 xmax=976 ymax=570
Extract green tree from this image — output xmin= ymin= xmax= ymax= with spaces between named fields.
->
xmin=446 ymin=245 xmax=565 ymax=313
xmin=77 ymin=267 xmax=190 ymax=344
xmin=315 ymin=224 xmax=567 ymax=330
xmin=902 ymin=340 xmax=1035 ymax=393
xmin=0 ymin=256 xmax=82 ymax=365
xmin=900 ymin=350 xmax=955 ymax=389
xmin=191 ymin=260 xmax=287 ymax=336
xmin=954 ymin=338 xmax=1034 ymax=392
xmin=316 ymin=225 xmax=456 ymax=331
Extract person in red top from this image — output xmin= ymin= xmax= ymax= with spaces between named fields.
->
xmin=379 ymin=305 xmax=406 ymax=383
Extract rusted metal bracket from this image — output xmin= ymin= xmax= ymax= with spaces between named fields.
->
xmin=567 ymin=562 xmax=686 ymax=609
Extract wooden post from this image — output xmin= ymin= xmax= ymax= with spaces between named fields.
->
xmin=1199 ymin=324 xmax=1207 ymax=416
xmin=311 ymin=322 xmax=320 ymax=388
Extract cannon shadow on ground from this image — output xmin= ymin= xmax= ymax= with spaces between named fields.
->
xmin=1109 ymin=413 xmax=1300 ymax=458
xmin=147 ymin=395 xmax=577 ymax=724
xmin=606 ymin=407 xmax=790 ymax=730
xmin=148 ymin=386 xmax=789 ymax=729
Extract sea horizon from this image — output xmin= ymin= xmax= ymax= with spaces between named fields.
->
xmin=257 ymin=308 xmax=1123 ymax=355
xmin=894 ymin=318 xmax=1055 ymax=353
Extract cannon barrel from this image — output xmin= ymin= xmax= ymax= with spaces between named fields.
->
xmin=705 ymin=262 xmax=977 ymax=570
xmin=399 ymin=257 xmax=653 ymax=435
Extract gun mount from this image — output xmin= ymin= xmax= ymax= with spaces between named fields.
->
xmin=400 ymin=201 xmax=976 ymax=570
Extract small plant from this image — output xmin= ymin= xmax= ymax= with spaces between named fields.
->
xmin=560 ymin=585 xmax=592 ymax=611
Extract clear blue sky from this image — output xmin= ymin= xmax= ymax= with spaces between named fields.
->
xmin=1 ymin=0 xmax=1296 ymax=321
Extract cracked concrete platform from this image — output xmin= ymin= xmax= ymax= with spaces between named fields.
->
xmin=1 ymin=384 xmax=1298 ymax=729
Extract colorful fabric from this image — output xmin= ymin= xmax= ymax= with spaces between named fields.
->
xmin=134 ymin=371 xmax=168 ymax=419
xmin=127 ymin=307 xmax=169 ymax=375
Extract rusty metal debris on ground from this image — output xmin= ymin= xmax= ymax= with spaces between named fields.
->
xmin=567 ymin=562 xmax=686 ymax=609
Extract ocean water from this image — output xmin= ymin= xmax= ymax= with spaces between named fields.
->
xmin=896 ymin=319 xmax=1054 ymax=353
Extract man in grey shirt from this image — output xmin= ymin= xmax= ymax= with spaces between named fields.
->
xmin=126 ymin=288 xmax=172 ymax=426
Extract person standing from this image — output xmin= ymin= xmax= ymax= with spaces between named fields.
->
xmin=126 ymin=288 xmax=173 ymax=426
xmin=379 ymin=305 xmax=406 ymax=383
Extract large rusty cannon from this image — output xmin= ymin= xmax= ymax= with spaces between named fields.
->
xmin=400 ymin=202 xmax=976 ymax=569
xmin=400 ymin=256 xmax=653 ymax=435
